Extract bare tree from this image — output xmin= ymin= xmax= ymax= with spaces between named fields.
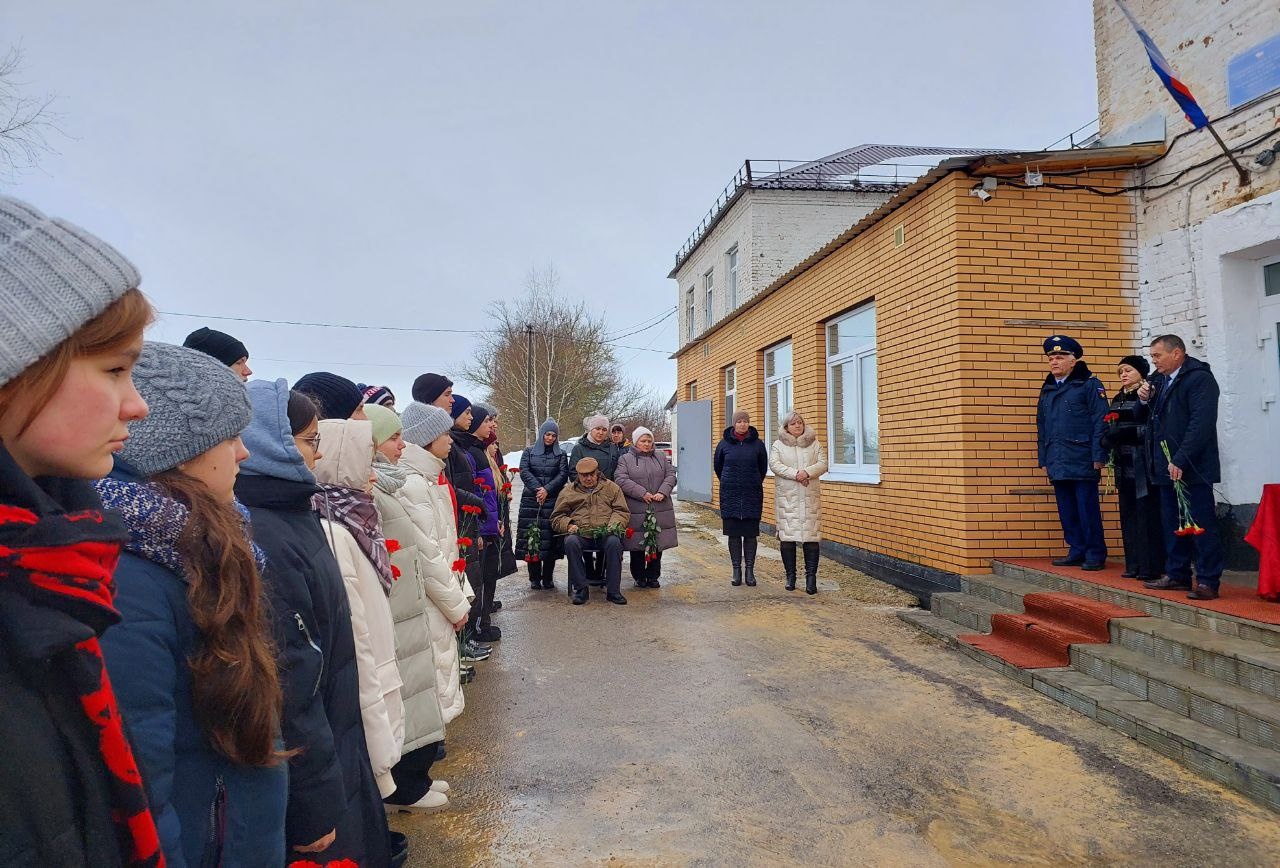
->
xmin=0 ymin=46 xmax=60 ymax=180
xmin=613 ymin=393 xmax=672 ymax=441
xmin=463 ymin=264 xmax=658 ymax=445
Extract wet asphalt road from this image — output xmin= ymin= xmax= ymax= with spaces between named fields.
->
xmin=391 ymin=503 xmax=1280 ymax=866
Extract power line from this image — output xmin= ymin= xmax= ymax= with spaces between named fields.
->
xmin=255 ymin=356 xmax=462 ymax=370
xmin=603 ymin=307 xmax=677 ymax=341
xmin=159 ymin=309 xmax=674 ymax=354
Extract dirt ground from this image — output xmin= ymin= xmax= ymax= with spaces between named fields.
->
xmin=391 ymin=500 xmax=1280 ymax=867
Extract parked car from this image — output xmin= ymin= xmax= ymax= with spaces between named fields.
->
xmin=654 ymin=441 xmax=674 ymax=462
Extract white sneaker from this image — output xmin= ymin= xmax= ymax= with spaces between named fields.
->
xmin=392 ymin=790 xmax=448 ymax=813
xmin=429 ymin=779 xmax=450 ymax=794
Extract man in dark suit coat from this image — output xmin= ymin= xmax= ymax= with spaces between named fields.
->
xmin=1138 ymin=334 xmax=1224 ymax=600
xmin=1036 ymin=335 xmax=1110 ymax=570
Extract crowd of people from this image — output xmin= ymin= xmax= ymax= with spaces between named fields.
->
xmin=0 ymin=196 xmax=684 ymax=867
xmin=1036 ymin=333 xmax=1223 ymax=599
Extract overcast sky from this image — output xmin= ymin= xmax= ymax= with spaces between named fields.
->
xmin=5 ymin=1 xmax=1098 ymax=436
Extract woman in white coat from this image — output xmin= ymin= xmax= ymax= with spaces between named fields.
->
xmin=313 ymin=419 xmax=405 ymax=800
xmin=769 ymin=411 xmax=829 ymax=594
xmin=396 ymin=404 xmax=473 ymax=725
xmin=365 ymin=404 xmax=452 ymax=814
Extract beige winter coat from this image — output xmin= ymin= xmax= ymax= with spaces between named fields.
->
xmin=769 ymin=426 xmax=828 ymax=542
xmin=397 ymin=443 xmax=470 ymax=725
xmin=372 ymin=460 xmax=447 ymax=755
xmin=316 ymin=420 xmax=404 ymax=799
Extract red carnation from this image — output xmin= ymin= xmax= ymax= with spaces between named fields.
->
xmin=1103 ymin=412 xmax=1120 ymax=424
xmin=625 ymin=527 xmax=635 ymax=539
xmin=390 ymin=564 xmax=401 ymax=579
xmin=459 ymin=536 xmax=473 ymax=547
xmin=451 ymin=558 xmax=466 ymax=572
xmin=385 ymin=539 xmax=401 ymax=554
xmin=530 ymin=554 xmax=540 ymax=563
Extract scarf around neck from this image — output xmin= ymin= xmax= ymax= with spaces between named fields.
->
xmin=372 ymin=455 xmax=410 ymax=494
xmin=0 ymin=446 xmax=164 ymax=866
xmin=93 ymin=478 xmax=268 ymax=576
xmin=314 ymin=484 xmax=394 ymax=593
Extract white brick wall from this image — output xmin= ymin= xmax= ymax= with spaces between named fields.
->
xmin=674 ymin=188 xmax=890 ymax=342
xmin=1094 ymin=0 xmax=1280 ymax=504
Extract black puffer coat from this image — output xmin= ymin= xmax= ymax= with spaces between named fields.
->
xmin=1101 ymin=387 xmax=1154 ymax=495
xmin=516 ymin=428 xmax=569 ymax=560
xmin=714 ymin=426 xmax=769 ymax=521
xmin=569 ymin=435 xmax=619 ymax=481
xmin=235 ymin=473 xmax=390 ymax=866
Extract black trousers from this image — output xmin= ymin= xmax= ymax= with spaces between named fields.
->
xmin=1117 ymin=475 xmax=1165 ymax=578
xmin=383 ymin=741 xmax=441 ymax=806
xmin=565 ymin=535 xmax=622 ymax=594
xmin=528 ymin=557 xmax=559 ymax=584
xmin=468 ymin=536 xmax=500 ymax=627
xmin=629 ymin=551 xmax=662 ymax=581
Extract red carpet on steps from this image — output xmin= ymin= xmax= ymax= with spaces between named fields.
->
xmin=958 ymin=593 xmax=1146 ymax=669
xmin=1003 ymin=558 xmax=1280 ymax=626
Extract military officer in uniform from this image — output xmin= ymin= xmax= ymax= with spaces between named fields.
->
xmin=1036 ymin=335 xmax=1110 ymax=570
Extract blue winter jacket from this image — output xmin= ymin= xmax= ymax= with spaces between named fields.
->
xmin=97 ymin=461 xmax=287 ymax=868
xmin=713 ymin=426 xmax=769 ymax=521
xmin=1036 ymin=360 xmax=1109 ymax=482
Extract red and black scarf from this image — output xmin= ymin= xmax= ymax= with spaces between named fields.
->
xmin=0 ymin=446 xmax=164 ymax=866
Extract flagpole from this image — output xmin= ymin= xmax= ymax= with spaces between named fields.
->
xmin=1203 ymin=120 xmax=1251 ymax=187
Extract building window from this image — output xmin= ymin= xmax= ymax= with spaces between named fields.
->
xmin=726 ymin=246 xmax=739 ymax=309
xmin=763 ymin=341 xmax=793 ymax=448
xmin=826 ymin=303 xmax=878 ymax=480
xmin=686 ymin=288 xmax=695 ymax=339
xmin=1265 ymin=261 xmax=1280 ymax=297
xmin=724 ymin=365 xmax=736 ymax=427
xmin=688 ymin=382 xmax=697 ymax=401
xmin=703 ymin=269 xmax=715 ymax=326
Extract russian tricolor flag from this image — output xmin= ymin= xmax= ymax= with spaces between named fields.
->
xmin=1115 ymin=0 xmax=1209 ymax=129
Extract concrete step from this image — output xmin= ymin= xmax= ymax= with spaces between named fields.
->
xmin=930 ymin=592 xmax=1014 ymax=633
xmin=1072 ymin=641 xmax=1280 ymax=752
xmin=992 ymin=560 xmax=1280 ymax=650
xmin=1109 ymin=617 xmax=1280 ymax=703
xmin=898 ymin=607 xmax=1280 ymax=811
xmin=958 ymin=573 xmax=1042 ymax=610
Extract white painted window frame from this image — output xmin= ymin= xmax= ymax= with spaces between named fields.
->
xmin=825 ymin=303 xmax=880 ymax=484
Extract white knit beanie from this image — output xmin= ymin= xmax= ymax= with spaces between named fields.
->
xmin=0 ymin=196 xmax=141 ymax=387
xmin=631 ymin=426 xmax=653 ymax=442
xmin=585 ymin=414 xmax=609 ymax=431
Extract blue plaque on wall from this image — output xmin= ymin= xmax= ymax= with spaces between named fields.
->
xmin=1229 ymin=33 xmax=1280 ymax=109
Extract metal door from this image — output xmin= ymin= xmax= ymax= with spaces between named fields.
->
xmin=676 ymin=400 xmax=713 ymax=503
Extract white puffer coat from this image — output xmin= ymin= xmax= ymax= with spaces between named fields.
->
xmin=768 ymin=426 xmax=828 ymax=542
xmin=397 ymin=443 xmax=470 ymax=725
xmin=316 ymin=420 xmax=405 ymax=799
xmin=371 ymin=459 xmax=446 ymax=756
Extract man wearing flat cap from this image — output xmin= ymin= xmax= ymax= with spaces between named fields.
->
xmin=551 ymin=456 xmax=632 ymax=606
xmin=1037 ymin=335 xmax=1110 ymax=570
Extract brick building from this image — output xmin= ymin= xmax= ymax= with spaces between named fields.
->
xmin=673 ymin=146 xmax=1159 ymax=597
xmin=1094 ymin=0 xmax=1280 ymax=565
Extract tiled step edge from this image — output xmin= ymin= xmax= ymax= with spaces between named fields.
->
xmin=931 ymin=592 xmax=1015 ymax=633
xmin=992 ymin=561 xmax=1280 ymax=650
xmin=898 ymin=608 xmax=1280 ymax=812
xmin=1110 ymin=617 xmax=1280 ymax=702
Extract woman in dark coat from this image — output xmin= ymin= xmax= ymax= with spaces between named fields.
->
xmin=0 ymin=229 xmax=159 ymax=868
xmin=235 ymin=380 xmax=392 ymax=867
xmin=97 ymin=343 xmax=288 ymax=868
xmin=613 ymin=427 xmax=677 ymax=588
xmin=1102 ymin=355 xmax=1166 ymax=581
xmin=517 ymin=419 xmax=569 ymax=589
xmin=713 ymin=410 xmax=769 ymax=587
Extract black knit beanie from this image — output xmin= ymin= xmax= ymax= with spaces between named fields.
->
xmin=412 ymin=372 xmax=452 ymax=404
xmin=295 ymin=371 xmax=363 ymax=420
xmin=1118 ymin=354 xmax=1150 ymax=378
xmin=468 ymin=403 xmax=491 ymax=434
xmin=183 ymin=326 xmax=249 ymax=367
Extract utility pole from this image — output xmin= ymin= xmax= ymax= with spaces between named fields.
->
xmin=526 ymin=323 xmax=534 ymax=446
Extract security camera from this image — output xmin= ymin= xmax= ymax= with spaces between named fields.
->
xmin=1254 ymin=148 xmax=1277 ymax=169
xmin=970 ymin=187 xmax=992 ymax=201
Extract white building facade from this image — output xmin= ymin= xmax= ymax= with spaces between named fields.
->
xmin=1094 ymin=0 xmax=1280 ymax=563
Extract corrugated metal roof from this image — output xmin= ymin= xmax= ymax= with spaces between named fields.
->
xmin=671 ymin=142 xmax=1165 ymax=359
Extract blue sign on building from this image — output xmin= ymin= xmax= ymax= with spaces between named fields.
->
xmin=1228 ymin=33 xmax=1280 ymax=109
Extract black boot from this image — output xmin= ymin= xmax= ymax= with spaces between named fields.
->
xmin=528 ymin=560 xmax=542 ymax=590
xmin=729 ymin=535 xmax=743 ymax=586
xmin=743 ymin=537 xmax=758 ymax=586
xmin=803 ymin=542 xmax=819 ymax=595
xmin=781 ymin=541 xmax=797 ymax=591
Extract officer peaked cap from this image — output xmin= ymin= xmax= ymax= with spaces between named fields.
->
xmin=1043 ymin=335 xmax=1083 ymax=358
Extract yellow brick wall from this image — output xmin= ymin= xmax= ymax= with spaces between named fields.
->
xmin=676 ymin=171 xmax=1139 ymax=575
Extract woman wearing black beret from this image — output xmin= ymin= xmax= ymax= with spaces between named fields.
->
xmin=1102 ymin=354 xmax=1166 ymax=580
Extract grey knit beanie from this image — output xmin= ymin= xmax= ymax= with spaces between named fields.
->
xmin=400 ymin=401 xmax=454 ymax=447
xmin=120 ymin=342 xmax=252 ymax=476
xmin=0 ymin=196 xmax=141 ymax=387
